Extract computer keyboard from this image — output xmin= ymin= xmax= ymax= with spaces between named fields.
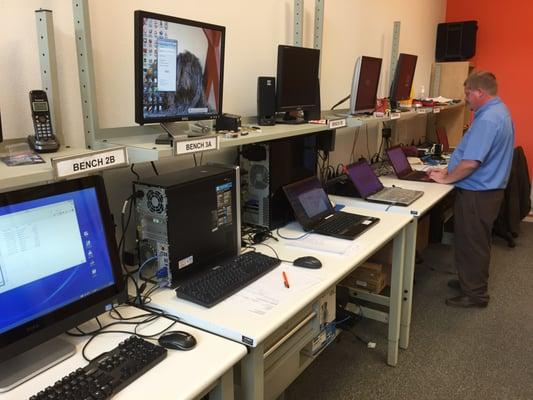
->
xmin=175 ymin=252 xmax=281 ymax=307
xmin=316 ymin=212 xmax=364 ymax=234
xmin=376 ymin=187 xmax=421 ymax=203
xmin=30 ymin=336 xmax=167 ymax=400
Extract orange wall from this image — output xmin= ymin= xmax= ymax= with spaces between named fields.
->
xmin=446 ymin=1 xmax=533 ymax=178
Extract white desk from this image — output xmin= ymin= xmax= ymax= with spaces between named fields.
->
xmin=0 ymin=306 xmax=247 ymax=400
xmin=331 ymin=176 xmax=454 ymax=349
xmin=150 ymin=206 xmax=412 ymax=400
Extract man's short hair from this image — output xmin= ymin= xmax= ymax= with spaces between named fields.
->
xmin=464 ymin=71 xmax=498 ymax=96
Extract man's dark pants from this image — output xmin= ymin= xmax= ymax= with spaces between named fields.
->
xmin=454 ymin=188 xmax=504 ymax=302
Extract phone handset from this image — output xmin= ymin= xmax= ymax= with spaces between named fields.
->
xmin=27 ymin=90 xmax=59 ymax=153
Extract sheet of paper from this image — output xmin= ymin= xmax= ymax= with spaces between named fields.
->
xmin=225 ymin=267 xmax=322 ymax=315
xmin=277 ymin=222 xmax=357 ymax=255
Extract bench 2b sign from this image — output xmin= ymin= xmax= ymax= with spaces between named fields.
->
xmin=51 ymin=147 xmax=128 ymax=178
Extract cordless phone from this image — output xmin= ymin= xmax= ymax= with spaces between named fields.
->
xmin=27 ymin=90 xmax=59 ymax=152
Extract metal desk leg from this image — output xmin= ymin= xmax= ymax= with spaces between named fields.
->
xmin=400 ymin=219 xmax=417 ymax=349
xmin=387 ymin=227 xmax=405 ymax=366
xmin=211 ymin=367 xmax=234 ymax=400
xmin=241 ymin=344 xmax=264 ymax=400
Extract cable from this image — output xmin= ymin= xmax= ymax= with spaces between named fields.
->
xmin=276 ymin=227 xmax=312 ymax=241
xmin=330 ymin=94 xmax=350 ymax=110
xmin=138 ymin=255 xmax=158 ymax=282
xmin=130 ymin=164 xmax=140 ymax=180
xmin=150 ymin=161 xmax=159 ymax=175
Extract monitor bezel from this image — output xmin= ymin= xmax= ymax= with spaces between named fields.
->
xmin=349 ymin=56 xmax=383 ymax=115
xmin=275 ymin=45 xmax=321 ymax=113
xmin=0 ymin=175 xmax=126 ymax=362
xmin=389 ymin=53 xmax=418 ymax=105
xmin=134 ymin=10 xmax=226 ymax=125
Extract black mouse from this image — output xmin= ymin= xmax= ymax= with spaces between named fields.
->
xmin=158 ymin=330 xmax=197 ymax=351
xmin=293 ymin=256 xmax=322 ymax=269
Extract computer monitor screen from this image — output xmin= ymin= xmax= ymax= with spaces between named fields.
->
xmin=389 ymin=53 xmax=418 ymax=108
xmin=0 ymin=175 xmax=125 ymax=391
xmin=134 ymin=10 xmax=225 ymax=125
xmin=276 ymin=45 xmax=320 ymax=122
xmin=349 ymin=56 xmax=382 ymax=115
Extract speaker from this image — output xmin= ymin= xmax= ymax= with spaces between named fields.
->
xmin=436 ymin=21 xmax=477 ymax=62
xmin=257 ymin=76 xmax=276 ymax=126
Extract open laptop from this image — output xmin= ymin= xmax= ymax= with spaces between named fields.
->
xmin=283 ymin=176 xmax=379 ymax=240
xmin=346 ymin=160 xmax=424 ymax=206
xmin=386 ymin=146 xmax=433 ymax=182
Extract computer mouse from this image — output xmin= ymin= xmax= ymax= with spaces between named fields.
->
xmin=293 ymin=256 xmax=322 ymax=269
xmin=158 ymin=330 xmax=197 ymax=351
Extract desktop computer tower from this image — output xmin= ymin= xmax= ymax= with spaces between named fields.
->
xmin=240 ymin=134 xmax=318 ymax=230
xmin=134 ymin=164 xmax=240 ymax=287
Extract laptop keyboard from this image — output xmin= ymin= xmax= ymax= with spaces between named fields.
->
xmin=370 ymin=187 xmax=421 ymax=203
xmin=315 ymin=212 xmax=364 ymax=234
xmin=405 ymin=170 xmax=430 ymax=180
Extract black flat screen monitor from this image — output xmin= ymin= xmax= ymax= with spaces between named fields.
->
xmin=276 ymin=45 xmax=320 ymax=123
xmin=134 ymin=10 xmax=225 ymax=125
xmin=389 ymin=53 xmax=418 ymax=109
xmin=0 ymin=175 xmax=126 ymax=391
xmin=349 ymin=56 xmax=382 ymax=115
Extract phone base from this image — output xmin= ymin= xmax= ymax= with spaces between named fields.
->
xmin=27 ymin=135 xmax=60 ymax=153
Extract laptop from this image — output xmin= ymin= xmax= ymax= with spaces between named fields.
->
xmin=346 ymin=160 xmax=424 ymax=206
xmin=283 ymin=176 xmax=379 ymax=240
xmin=436 ymin=127 xmax=455 ymax=154
xmin=386 ymin=146 xmax=434 ymax=182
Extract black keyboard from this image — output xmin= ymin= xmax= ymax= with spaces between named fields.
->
xmin=175 ymin=252 xmax=281 ymax=307
xmin=316 ymin=211 xmax=364 ymax=234
xmin=30 ymin=336 xmax=167 ymax=400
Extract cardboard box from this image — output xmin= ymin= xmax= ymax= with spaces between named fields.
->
xmin=339 ymin=262 xmax=386 ymax=293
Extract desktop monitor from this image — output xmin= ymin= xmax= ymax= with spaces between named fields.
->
xmin=134 ymin=10 xmax=225 ymax=125
xmin=276 ymin=45 xmax=321 ymax=123
xmin=349 ymin=56 xmax=383 ymax=115
xmin=0 ymin=175 xmax=126 ymax=391
xmin=389 ymin=53 xmax=418 ymax=109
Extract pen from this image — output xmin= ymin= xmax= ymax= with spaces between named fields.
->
xmin=282 ymin=271 xmax=290 ymax=288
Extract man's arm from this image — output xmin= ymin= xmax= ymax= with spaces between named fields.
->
xmin=428 ymin=160 xmax=480 ymax=184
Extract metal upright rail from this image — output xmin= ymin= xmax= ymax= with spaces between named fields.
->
xmin=35 ymin=9 xmax=64 ymax=146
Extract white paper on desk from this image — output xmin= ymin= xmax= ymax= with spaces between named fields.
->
xmin=277 ymin=222 xmax=357 ymax=255
xmin=225 ymin=268 xmax=322 ymax=315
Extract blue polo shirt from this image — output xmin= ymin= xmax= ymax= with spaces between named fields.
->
xmin=448 ymin=97 xmax=514 ymax=190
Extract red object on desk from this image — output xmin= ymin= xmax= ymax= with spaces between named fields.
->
xmin=282 ymin=271 xmax=290 ymax=288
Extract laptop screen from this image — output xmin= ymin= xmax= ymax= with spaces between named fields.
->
xmin=387 ymin=146 xmax=412 ymax=176
xmin=436 ymin=127 xmax=450 ymax=152
xmin=346 ymin=161 xmax=384 ymax=198
xmin=283 ymin=176 xmax=333 ymax=229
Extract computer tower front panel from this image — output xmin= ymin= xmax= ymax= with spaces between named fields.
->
xmin=240 ymin=134 xmax=318 ymax=230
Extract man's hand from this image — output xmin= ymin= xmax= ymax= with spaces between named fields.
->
xmin=428 ymin=167 xmax=449 ymax=183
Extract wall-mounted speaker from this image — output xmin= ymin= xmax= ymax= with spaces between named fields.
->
xmin=257 ymin=76 xmax=276 ymax=126
xmin=436 ymin=20 xmax=478 ymax=62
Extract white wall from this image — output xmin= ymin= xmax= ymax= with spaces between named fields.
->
xmin=0 ymin=0 xmax=446 ymax=222
xmin=0 ymin=0 xmax=446 ymax=145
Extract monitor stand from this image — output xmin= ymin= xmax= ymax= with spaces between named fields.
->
xmin=0 ymin=337 xmax=75 ymax=392
xmin=276 ymin=111 xmax=306 ymax=125
xmin=155 ymin=122 xmax=210 ymax=145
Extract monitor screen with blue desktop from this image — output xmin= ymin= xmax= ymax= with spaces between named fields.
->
xmin=0 ymin=176 xmax=125 ymax=391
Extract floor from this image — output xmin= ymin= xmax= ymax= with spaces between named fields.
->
xmin=285 ymin=222 xmax=533 ymax=400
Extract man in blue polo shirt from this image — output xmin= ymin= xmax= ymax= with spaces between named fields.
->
xmin=429 ymin=71 xmax=514 ymax=308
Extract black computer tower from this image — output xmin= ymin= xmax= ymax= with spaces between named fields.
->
xmin=240 ymin=134 xmax=318 ymax=230
xmin=134 ymin=164 xmax=240 ymax=286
